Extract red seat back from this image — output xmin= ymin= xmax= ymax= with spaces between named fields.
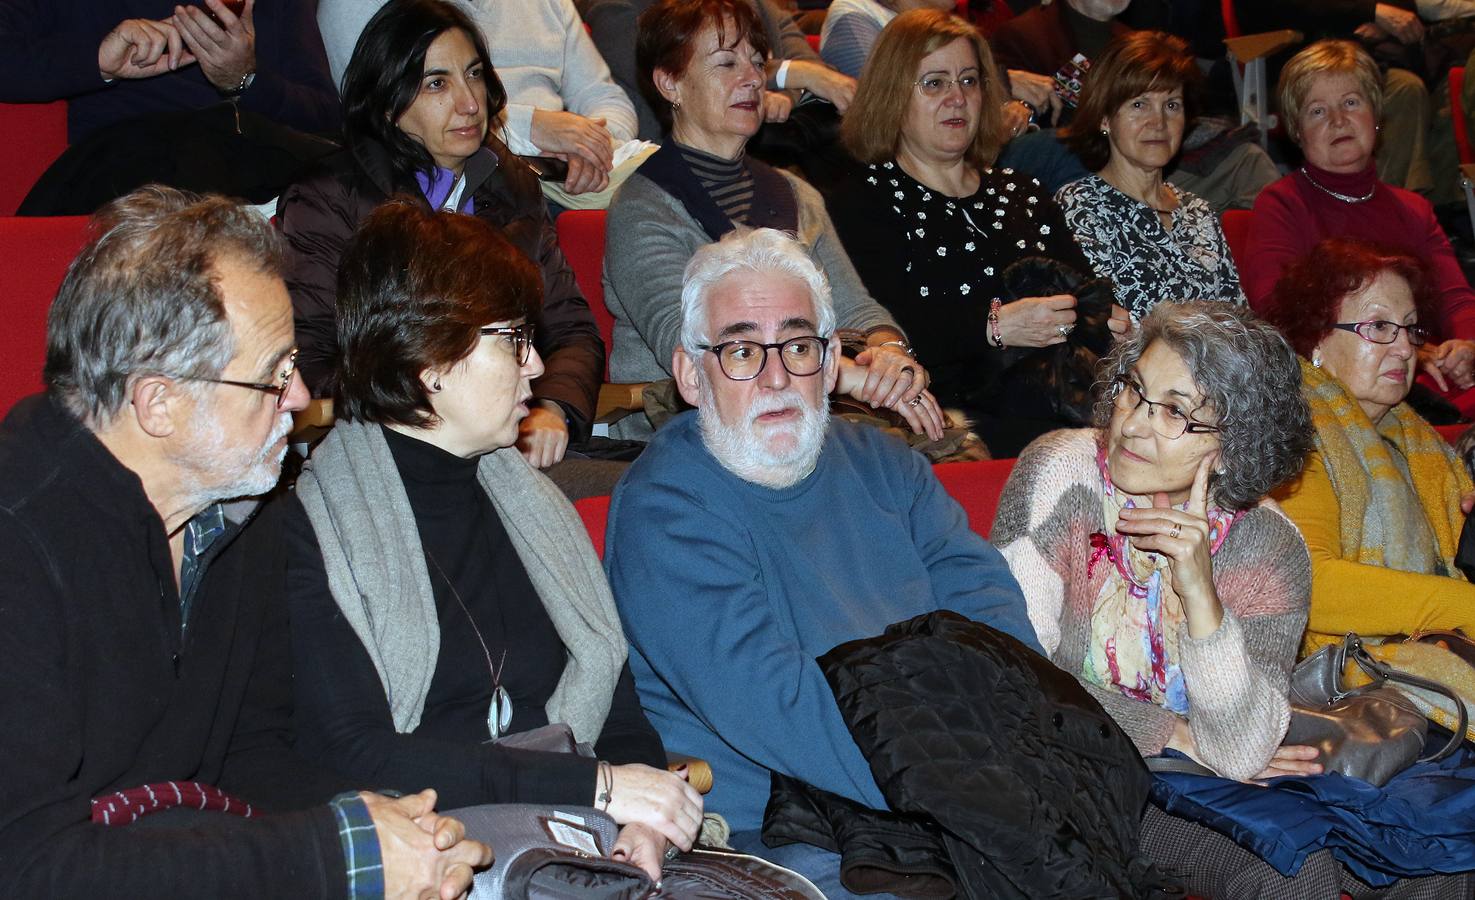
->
xmin=555 ymin=210 xmax=613 ymax=379
xmin=933 ymin=458 xmax=1017 ymax=539
xmin=806 ymin=33 xmax=820 ymax=52
xmin=575 ymin=494 xmax=612 ymax=558
xmin=1220 ymin=209 xmax=1253 ymax=275
xmin=0 ymin=101 xmax=68 ymax=216
xmin=1221 ymin=0 xmax=1241 ymax=40
xmin=0 ymin=216 xmax=91 ymax=417
xmin=1453 ymin=68 xmax=1473 ymax=166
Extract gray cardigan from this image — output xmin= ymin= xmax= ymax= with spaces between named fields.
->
xmin=602 ymin=167 xmax=900 ymax=438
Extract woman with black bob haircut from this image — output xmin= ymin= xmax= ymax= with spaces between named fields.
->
xmin=283 ymin=204 xmax=703 ymax=880
xmin=278 ymin=0 xmax=604 ymax=470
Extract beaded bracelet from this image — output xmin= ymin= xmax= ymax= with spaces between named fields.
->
xmin=988 ymin=298 xmax=1004 ymax=348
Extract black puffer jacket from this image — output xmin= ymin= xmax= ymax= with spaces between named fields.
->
xmin=763 ymin=611 xmax=1172 ymax=899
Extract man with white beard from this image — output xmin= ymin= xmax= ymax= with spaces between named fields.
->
xmin=604 ymin=227 xmax=1039 ymax=897
xmin=0 ymin=186 xmax=490 ymax=897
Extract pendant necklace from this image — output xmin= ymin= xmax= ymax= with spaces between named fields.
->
xmin=425 ymin=549 xmax=513 ymax=739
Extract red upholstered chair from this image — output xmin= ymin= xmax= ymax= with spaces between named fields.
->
xmin=1220 ymin=209 xmax=1253 ymax=275
xmin=0 ymin=101 xmax=68 ymax=216
xmin=0 ymin=216 xmax=91 ymax=417
xmin=575 ymin=494 xmax=612 ymax=559
xmin=555 ymin=210 xmax=612 ymax=377
xmin=555 ymin=208 xmax=650 ymax=423
xmin=806 ymin=33 xmax=819 ymax=52
xmin=1453 ymin=68 xmax=1472 ymax=166
xmin=1437 ymin=423 xmax=1468 ymax=446
xmin=933 ymin=458 xmax=1017 ymax=540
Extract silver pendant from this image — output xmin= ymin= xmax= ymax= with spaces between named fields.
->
xmin=487 ymin=684 xmax=513 ymax=740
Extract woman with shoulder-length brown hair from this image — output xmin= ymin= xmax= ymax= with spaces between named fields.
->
xmin=824 ymin=8 xmax=1130 ymax=456
xmin=1054 ymin=30 xmax=1244 ymax=322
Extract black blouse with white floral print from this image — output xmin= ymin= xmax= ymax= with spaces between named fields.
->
xmin=825 ymin=159 xmax=1090 ymax=409
xmin=1055 ymin=174 xmax=1244 ymax=321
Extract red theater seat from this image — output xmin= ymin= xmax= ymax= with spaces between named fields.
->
xmin=0 ymin=216 xmax=91 ymax=417
xmin=933 ymin=458 xmax=1016 ymax=539
xmin=575 ymin=494 xmax=612 ymax=558
xmin=0 ymin=101 xmax=68 ymax=216
xmin=1220 ymin=209 xmax=1252 ymax=275
xmin=555 ymin=210 xmax=613 ymax=378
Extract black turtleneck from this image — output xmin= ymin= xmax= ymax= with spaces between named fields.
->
xmin=283 ymin=427 xmax=665 ymax=809
xmin=383 ymin=427 xmax=564 ymax=742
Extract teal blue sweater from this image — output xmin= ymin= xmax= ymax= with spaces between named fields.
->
xmin=606 ymin=413 xmax=1039 ymax=831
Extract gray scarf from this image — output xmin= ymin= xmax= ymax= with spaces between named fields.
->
xmin=295 ymin=420 xmax=625 ymax=741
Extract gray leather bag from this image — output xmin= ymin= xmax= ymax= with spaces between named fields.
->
xmin=1285 ymin=634 xmax=1468 ymax=787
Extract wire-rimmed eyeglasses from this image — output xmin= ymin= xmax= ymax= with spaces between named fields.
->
xmin=697 ymin=336 xmax=829 ymax=381
xmin=480 ymin=323 xmax=537 ymax=365
xmin=914 ymin=74 xmax=984 ymax=97
xmin=1107 ymin=375 xmax=1220 ymax=440
xmin=180 ymin=349 xmax=298 ymax=409
xmin=1332 ymin=319 xmax=1429 ymax=347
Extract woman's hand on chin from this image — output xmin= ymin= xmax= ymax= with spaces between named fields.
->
xmin=604 ymin=763 xmax=704 ymax=853
xmin=1113 ymin=454 xmax=1224 ymax=637
xmin=996 ymin=294 xmax=1077 ymax=348
xmin=611 ymin=822 xmax=671 ymax=882
xmin=517 ymin=403 xmax=570 ymax=468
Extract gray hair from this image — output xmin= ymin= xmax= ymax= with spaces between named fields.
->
xmin=45 ymin=185 xmax=285 ymax=427
xmin=1094 ymin=301 xmax=1313 ymax=510
xmin=678 ymin=227 xmax=836 ymax=357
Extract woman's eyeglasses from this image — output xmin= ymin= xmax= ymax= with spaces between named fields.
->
xmin=914 ymin=74 xmax=983 ymax=97
xmin=480 ymin=324 xmax=536 ymax=365
xmin=1108 ymin=375 xmax=1220 ymax=440
xmin=1332 ymin=320 xmax=1429 ymax=347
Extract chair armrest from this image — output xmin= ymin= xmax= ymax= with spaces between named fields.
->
xmin=1224 ymin=30 xmax=1302 ymax=63
xmin=666 ymin=754 xmax=713 ymax=795
xmin=291 ymin=397 xmax=335 ymax=440
xmin=596 ymin=382 xmax=649 ymax=425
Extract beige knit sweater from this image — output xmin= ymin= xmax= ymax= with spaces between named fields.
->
xmin=991 ymin=429 xmax=1312 ymax=780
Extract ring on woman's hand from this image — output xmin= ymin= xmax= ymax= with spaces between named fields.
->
xmin=1170 ymin=522 xmax=1182 ymax=539
xmin=1057 ymin=325 xmax=1072 ymax=338
xmin=900 ymin=365 xmax=916 ymax=377
xmin=908 ymin=395 xmax=923 ymax=406
xmin=665 ymin=846 xmax=681 ymax=861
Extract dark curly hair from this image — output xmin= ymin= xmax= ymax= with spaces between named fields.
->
xmin=1262 ymin=238 xmax=1437 ymax=357
xmin=1094 ymin=301 xmax=1313 ymax=511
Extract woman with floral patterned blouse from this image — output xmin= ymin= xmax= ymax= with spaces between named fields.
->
xmin=1055 ymin=31 xmax=1244 ymax=321
xmin=826 ymin=9 xmax=1130 ymax=456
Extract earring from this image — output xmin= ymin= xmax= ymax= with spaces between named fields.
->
xmin=1311 ymin=350 xmax=1322 ymax=368
xmin=672 ymin=101 xmax=681 ymax=113
xmin=1100 ymin=128 xmax=1108 ymax=136
xmin=431 ymin=378 xmax=443 ymax=392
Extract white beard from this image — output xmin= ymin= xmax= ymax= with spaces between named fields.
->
xmin=176 ymin=401 xmax=295 ymax=507
xmin=697 ymin=378 xmax=829 ymax=489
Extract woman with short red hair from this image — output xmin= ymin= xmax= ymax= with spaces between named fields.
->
xmin=1264 ymin=237 xmax=1475 ymax=655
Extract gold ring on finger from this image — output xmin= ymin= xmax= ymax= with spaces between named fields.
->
xmin=1170 ymin=523 xmax=1181 ymax=539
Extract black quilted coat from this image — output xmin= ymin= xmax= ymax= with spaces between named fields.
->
xmin=762 ymin=611 xmax=1174 ymax=899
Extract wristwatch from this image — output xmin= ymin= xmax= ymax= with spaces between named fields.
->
xmin=219 ymin=71 xmax=255 ymax=98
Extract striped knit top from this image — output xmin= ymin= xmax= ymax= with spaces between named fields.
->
xmin=991 ymin=428 xmax=1312 ymax=780
xmin=676 ymin=142 xmax=754 ymax=225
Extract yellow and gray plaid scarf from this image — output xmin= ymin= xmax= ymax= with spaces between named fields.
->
xmin=1301 ymin=358 xmax=1469 ymax=594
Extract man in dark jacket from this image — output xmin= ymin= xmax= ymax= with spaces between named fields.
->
xmin=0 ymin=185 xmax=490 ymax=897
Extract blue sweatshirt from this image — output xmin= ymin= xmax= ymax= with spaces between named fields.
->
xmin=606 ymin=413 xmax=1040 ymax=831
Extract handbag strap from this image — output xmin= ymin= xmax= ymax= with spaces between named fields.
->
xmin=1344 ymin=634 xmax=1470 ymax=763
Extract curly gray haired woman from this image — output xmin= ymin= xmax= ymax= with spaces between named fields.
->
xmin=992 ymin=300 xmax=1332 ymax=896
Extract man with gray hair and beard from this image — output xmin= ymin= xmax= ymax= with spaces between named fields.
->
xmin=0 ymin=186 xmax=490 ymax=897
xmin=604 ymin=227 xmax=1040 ymax=896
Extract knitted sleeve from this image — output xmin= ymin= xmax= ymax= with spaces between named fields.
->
xmin=820 ymin=13 xmax=882 ymax=79
xmin=1175 ymin=505 xmax=1309 ymax=779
